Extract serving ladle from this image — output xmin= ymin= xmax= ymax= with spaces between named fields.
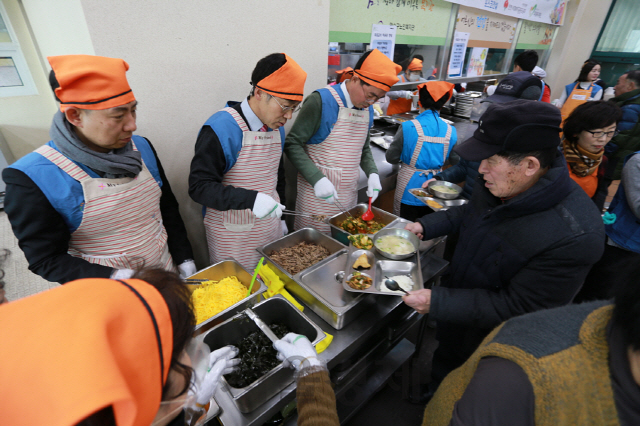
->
xmin=384 ymin=276 xmax=409 ymax=295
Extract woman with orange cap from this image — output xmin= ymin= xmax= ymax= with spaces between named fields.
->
xmin=2 ymin=55 xmax=196 ymax=284
xmin=386 ymin=57 xmax=427 ymax=116
xmin=285 ymin=49 xmax=401 ymax=233
xmin=189 ymin=53 xmax=307 ymax=270
xmin=386 ymin=81 xmax=457 ymax=221
xmin=0 ymin=269 xmax=239 ymax=426
xmin=333 ymin=67 xmax=354 ymax=85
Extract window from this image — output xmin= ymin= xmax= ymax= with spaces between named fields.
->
xmin=0 ymin=2 xmax=37 ymax=97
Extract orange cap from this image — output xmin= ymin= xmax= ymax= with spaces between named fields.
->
xmin=336 ymin=67 xmax=354 ymax=83
xmin=48 ymin=55 xmax=136 ymax=112
xmin=407 ymin=58 xmax=423 ymax=71
xmin=255 ymin=54 xmax=307 ymax=102
xmin=417 ymin=81 xmax=455 ymax=104
xmin=353 ymin=49 xmax=401 ymax=91
xmin=0 ymin=278 xmax=173 ymax=426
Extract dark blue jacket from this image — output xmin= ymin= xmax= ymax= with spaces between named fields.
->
xmin=418 ymin=153 xmax=605 ymax=362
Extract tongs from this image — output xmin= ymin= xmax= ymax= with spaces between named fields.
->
xmin=282 ymin=210 xmax=330 ymax=223
xmin=334 ymin=198 xmax=354 ymax=219
xmin=244 ymin=308 xmax=279 ymax=343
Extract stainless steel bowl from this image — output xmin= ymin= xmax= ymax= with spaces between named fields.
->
xmin=427 ymin=180 xmax=462 ymax=200
xmin=372 ymin=228 xmax=420 ymax=260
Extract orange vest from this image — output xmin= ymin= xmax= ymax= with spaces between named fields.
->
xmin=568 ymin=164 xmax=598 ymax=198
xmin=387 ymin=74 xmax=411 ymax=116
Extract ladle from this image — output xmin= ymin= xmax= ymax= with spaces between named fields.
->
xmin=362 ymin=197 xmax=374 ymax=221
xmin=384 ymin=276 xmax=408 ymax=295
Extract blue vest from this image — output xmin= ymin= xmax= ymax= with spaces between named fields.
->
xmin=306 ymin=84 xmax=374 ymax=145
xmin=9 ymin=135 xmax=161 ymax=233
xmin=400 ymin=110 xmax=457 ymax=205
xmin=564 ymin=82 xmax=602 ymax=99
xmin=202 ymin=104 xmax=285 ymax=173
xmin=606 ymin=151 xmax=640 ymax=253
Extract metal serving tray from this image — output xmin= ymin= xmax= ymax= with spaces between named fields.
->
xmin=342 ymin=239 xmax=423 ymax=295
xmin=256 ymin=228 xmax=373 ymax=330
xmin=328 ymin=204 xmax=399 ymax=246
xmin=203 ymin=296 xmax=325 ymax=413
xmin=186 ymin=259 xmax=268 ymax=334
xmin=408 ymin=188 xmax=469 ymax=212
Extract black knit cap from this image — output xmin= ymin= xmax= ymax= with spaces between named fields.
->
xmin=453 ymin=99 xmax=562 ymax=162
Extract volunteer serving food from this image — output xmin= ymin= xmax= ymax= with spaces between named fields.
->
xmin=2 ymin=55 xmax=195 ymax=284
xmin=285 ymin=48 xmax=401 ymax=233
xmin=189 ymin=53 xmax=307 ymax=270
xmin=386 ymin=57 xmax=426 ymax=116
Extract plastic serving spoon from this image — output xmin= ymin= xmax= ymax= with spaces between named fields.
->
xmin=384 ymin=276 xmax=409 ymax=295
xmin=362 ymin=197 xmax=374 ymax=221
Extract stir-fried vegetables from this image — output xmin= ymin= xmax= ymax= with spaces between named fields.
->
xmin=346 ymin=271 xmax=373 ymax=290
xmin=348 ymin=234 xmax=373 ymax=250
xmin=340 ymin=216 xmax=385 ymax=234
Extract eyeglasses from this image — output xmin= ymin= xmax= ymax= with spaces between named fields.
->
xmin=358 ymin=82 xmax=383 ymax=104
xmin=269 ymin=95 xmax=301 ymax=113
xmin=586 ymin=129 xmax=619 ymax=139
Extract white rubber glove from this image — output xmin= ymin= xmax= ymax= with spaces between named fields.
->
xmin=281 ymin=220 xmax=288 ymax=236
xmin=196 ymin=346 xmax=240 ymax=406
xmin=252 ymin=192 xmax=284 ymax=219
xmin=178 ymin=260 xmax=197 ymax=279
xmin=313 ymin=177 xmax=338 ymax=204
xmin=402 ymin=90 xmax=414 ymax=100
xmin=366 ymin=173 xmax=382 ymax=203
xmin=111 ymin=268 xmax=135 ymax=280
xmin=273 ymin=333 xmax=323 ymax=371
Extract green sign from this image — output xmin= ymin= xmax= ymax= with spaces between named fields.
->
xmin=329 ymin=0 xmax=453 ymax=46
xmin=516 ymin=20 xmax=554 ymax=50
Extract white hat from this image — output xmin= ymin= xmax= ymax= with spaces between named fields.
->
xmin=532 ymin=66 xmax=546 ymax=79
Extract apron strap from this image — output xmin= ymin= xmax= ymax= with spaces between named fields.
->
xmin=408 ymin=120 xmax=453 ymax=167
xmin=36 ymin=145 xmax=92 ymax=183
xmin=223 ymin=107 xmax=250 ymax=132
xmin=327 ymin=86 xmax=346 ymax=108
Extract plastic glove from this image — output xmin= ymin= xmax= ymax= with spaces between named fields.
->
xmin=196 ymin=346 xmax=240 ymax=406
xmin=402 ymin=90 xmax=414 ymax=100
xmin=111 ymin=268 xmax=135 ymax=280
xmin=252 ymin=192 xmax=284 ymax=219
xmin=366 ymin=173 xmax=382 ymax=203
xmin=314 ymin=177 xmax=338 ymax=204
xmin=178 ymin=260 xmax=197 ymax=279
xmin=273 ymin=333 xmax=323 ymax=371
xmin=281 ymin=220 xmax=288 ymax=236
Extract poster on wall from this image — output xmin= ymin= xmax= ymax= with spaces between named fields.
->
xmin=448 ymin=31 xmax=470 ymax=77
xmin=455 ymin=6 xmax=517 ymax=49
xmin=466 ymin=47 xmax=488 ymax=77
xmin=444 ymin=0 xmax=568 ymax=26
xmin=371 ymin=24 xmax=397 ymax=61
xmin=517 ymin=20 xmax=554 ymax=49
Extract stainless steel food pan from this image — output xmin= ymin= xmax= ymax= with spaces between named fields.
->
xmin=328 ymin=204 xmax=398 ymax=246
xmin=203 ymin=296 xmax=325 ymax=413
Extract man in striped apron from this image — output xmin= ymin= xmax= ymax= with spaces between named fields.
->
xmin=2 ymin=55 xmax=196 ymax=283
xmin=285 ymin=49 xmax=401 ymax=233
xmin=189 ymin=53 xmax=307 ymax=270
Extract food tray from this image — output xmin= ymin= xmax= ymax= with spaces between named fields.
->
xmin=203 ymin=296 xmax=325 ymax=413
xmin=186 ymin=259 xmax=268 ymax=334
xmin=341 ymin=239 xmax=423 ymax=296
xmin=370 ymin=135 xmax=393 ymax=150
xmin=256 ymin=228 xmax=372 ymax=329
xmin=328 ymin=204 xmax=399 ymax=246
xmin=408 ymin=188 xmax=468 ymax=212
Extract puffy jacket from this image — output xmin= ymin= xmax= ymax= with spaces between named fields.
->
xmin=610 ymin=88 xmax=640 ymax=179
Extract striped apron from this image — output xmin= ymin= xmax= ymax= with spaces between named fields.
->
xmin=36 ymin=143 xmax=175 ymax=271
xmin=203 ymin=107 xmax=281 ymax=270
xmin=294 ymin=86 xmax=370 ymax=233
xmin=393 ymin=119 xmax=452 ymax=216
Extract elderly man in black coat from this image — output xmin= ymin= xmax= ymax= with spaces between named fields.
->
xmin=404 ymin=100 xmax=605 ymax=398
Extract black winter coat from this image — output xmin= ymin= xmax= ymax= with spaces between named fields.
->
xmin=418 ymin=153 xmax=605 ymax=362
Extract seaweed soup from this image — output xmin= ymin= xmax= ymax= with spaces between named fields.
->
xmin=225 ymin=323 xmax=290 ymax=388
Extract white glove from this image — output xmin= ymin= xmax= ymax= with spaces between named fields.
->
xmin=111 ymin=268 xmax=135 ymax=280
xmin=273 ymin=333 xmax=323 ymax=371
xmin=252 ymin=192 xmax=284 ymax=219
xmin=178 ymin=260 xmax=197 ymax=279
xmin=402 ymin=91 xmax=414 ymax=100
xmin=314 ymin=177 xmax=338 ymax=204
xmin=196 ymin=346 xmax=240 ymax=406
xmin=366 ymin=173 xmax=382 ymax=203
xmin=281 ymin=220 xmax=288 ymax=236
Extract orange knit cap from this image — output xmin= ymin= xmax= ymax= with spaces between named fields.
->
xmin=353 ymin=49 xmax=401 ymax=91
xmin=336 ymin=67 xmax=354 ymax=83
xmin=407 ymin=58 xmax=423 ymax=71
xmin=0 ymin=278 xmax=173 ymax=426
xmin=48 ymin=55 xmax=136 ymax=112
xmin=418 ymin=81 xmax=455 ymax=103
xmin=255 ymin=54 xmax=307 ymax=102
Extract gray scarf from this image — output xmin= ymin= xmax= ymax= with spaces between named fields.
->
xmin=50 ymin=111 xmax=142 ymax=178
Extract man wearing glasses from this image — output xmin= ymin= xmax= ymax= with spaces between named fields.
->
xmin=189 ymin=53 xmax=307 ymax=269
xmin=285 ymin=49 xmax=401 ymax=232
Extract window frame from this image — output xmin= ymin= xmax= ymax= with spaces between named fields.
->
xmin=0 ymin=1 xmax=38 ymax=98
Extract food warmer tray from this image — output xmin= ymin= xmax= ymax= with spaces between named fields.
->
xmin=256 ymin=228 xmax=374 ymax=330
xmin=328 ymin=204 xmax=399 ymax=246
xmin=408 ymin=188 xmax=468 ymax=212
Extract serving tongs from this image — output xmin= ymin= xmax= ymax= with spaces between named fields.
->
xmin=334 ymin=198 xmax=355 ymax=219
xmin=244 ymin=308 xmax=279 ymax=343
xmin=282 ymin=210 xmax=330 ymax=223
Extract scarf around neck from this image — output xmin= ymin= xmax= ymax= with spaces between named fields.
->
xmin=562 ymin=139 xmax=603 ymax=177
xmin=50 ymin=110 xmax=142 ymax=178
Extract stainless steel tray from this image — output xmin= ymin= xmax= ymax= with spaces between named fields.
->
xmin=328 ymin=204 xmax=399 ymax=246
xmin=203 ymin=296 xmax=325 ymax=413
xmin=256 ymin=228 xmax=373 ymax=330
xmin=186 ymin=259 xmax=268 ymax=334
xmin=408 ymin=188 xmax=468 ymax=211
xmin=341 ymin=239 xmax=423 ymax=296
